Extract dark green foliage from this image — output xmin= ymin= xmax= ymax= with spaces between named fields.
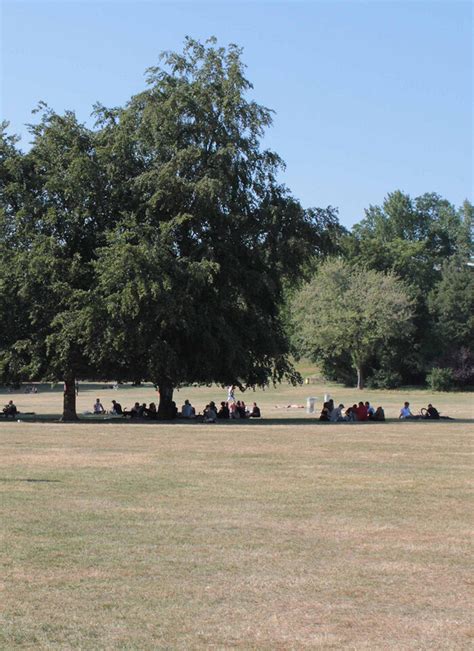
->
xmin=365 ymin=369 xmax=403 ymax=390
xmin=291 ymin=259 xmax=414 ymax=389
xmin=341 ymin=191 xmax=473 ymax=386
xmin=426 ymin=367 xmax=455 ymax=392
xmin=0 ymin=38 xmax=340 ymax=418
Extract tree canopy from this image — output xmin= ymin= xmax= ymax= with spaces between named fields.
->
xmin=291 ymin=259 xmax=415 ymax=389
xmin=0 ymin=38 xmax=341 ymax=419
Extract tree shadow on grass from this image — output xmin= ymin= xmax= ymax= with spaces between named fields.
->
xmin=0 ymin=478 xmax=61 ymax=483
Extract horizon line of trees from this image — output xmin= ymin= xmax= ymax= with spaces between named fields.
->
xmin=0 ymin=37 xmax=472 ymax=419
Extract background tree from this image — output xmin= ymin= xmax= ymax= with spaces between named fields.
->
xmin=427 ymin=258 xmax=474 ymax=386
xmin=292 ymin=259 xmax=415 ymax=389
xmin=0 ymin=110 xmax=110 ymax=419
xmin=340 ymin=191 xmax=472 ymax=385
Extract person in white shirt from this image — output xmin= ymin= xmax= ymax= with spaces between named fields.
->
xmin=93 ymin=398 xmax=105 ymax=414
xmin=399 ymin=401 xmax=413 ymax=419
xmin=181 ymin=399 xmax=194 ymax=418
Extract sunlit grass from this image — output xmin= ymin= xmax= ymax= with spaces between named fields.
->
xmin=1 ymin=409 xmax=472 ymax=648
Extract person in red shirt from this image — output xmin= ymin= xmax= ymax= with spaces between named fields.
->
xmin=355 ymin=401 xmax=368 ymax=421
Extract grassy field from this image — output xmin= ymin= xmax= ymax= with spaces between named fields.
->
xmin=1 ymin=378 xmax=472 ymax=649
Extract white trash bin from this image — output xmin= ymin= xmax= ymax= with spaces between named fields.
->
xmin=306 ymin=397 xmax=317 ymax=414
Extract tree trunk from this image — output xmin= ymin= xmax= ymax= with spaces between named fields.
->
xmin=356 ymin=367 xmax=364 ymax=391
xmin=61 ymin=374 xmax=79 ymax=421
xmin=157 ymin=381 xmax=176 ymax=420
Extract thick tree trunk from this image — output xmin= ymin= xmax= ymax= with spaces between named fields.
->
xmin=356 ymin=367 xmax=364 ymax=391
xmin=61 ymin=374 xmax=79 ymax=421
xmin=157 ymin=381 xmax=176 ymax=420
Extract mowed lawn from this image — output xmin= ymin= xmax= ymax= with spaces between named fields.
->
xmin=1 ymin=400 xmax=472 ymax=649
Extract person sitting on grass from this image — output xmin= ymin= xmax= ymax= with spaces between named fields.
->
xmin=236 ymin=400 xmax=247 ymax=419
xmin=181 ymin=399 xmax=194 ymax=418
xmin=365 ymin=401 xmax=375 ymax=419
xmin=111 ymin=400 xmax=123 ymax=415
xmin=344 ymin=405 xmax=357 ymax=422
xmin=422 ymin=404 xmax=454 ymax=420
xmin=123 ymin=402 xmax=140 ymax=418
xmin=421 ymin=403 xmax=455 ymax=420
xmin=249 ymin=402 xmax=261 ymax=418
xmin=229 ymin=401 xmax=239 ymax=419
xmin=203 ymin=402 xmax=217 ymax=423
xmin=2 ymin=400 xmax=18 ymax=418
xmin=399 ymin=401 xmax=414 ymax=419
xmin=93 ymin=398 xmax=105 ymax=414
xmin=137 ymin=403 xmax=148 ymax=418
xmin=421 ymin=403 xmax=440 ymax=419
xmin=147 ymin=402 xmax=157 ymax=419
xmin=373 ymin=406 xmax=385 ymax=421
xmin=217 ymin=401 xmax=230 ymax=419
xmin=319 ymin=402 xmax=331 ymax=421
xmin=355 ymin=401 xmax=368 ymax=421
xmin=330 ymin=403 xmax=344 ymax=422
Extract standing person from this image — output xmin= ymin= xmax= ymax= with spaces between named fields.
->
xmin=93 ymin=398 xmax=105 ymax=414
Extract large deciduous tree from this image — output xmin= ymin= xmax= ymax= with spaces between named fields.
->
xmin=0 ymin=111 xmax=110 ymax=419
xmin=86 ymin=37 xmax=337 ymax=416
xmin=292 ymin=259 xmax=414 ymax=389
xmin=0 ymin=39 xmax=340 ymax=419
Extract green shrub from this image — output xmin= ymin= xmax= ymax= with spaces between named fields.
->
xmin=366 ymin=369 xmax=403 ymax=389
xmin=426 ymin=367 xmax=455 ymax=392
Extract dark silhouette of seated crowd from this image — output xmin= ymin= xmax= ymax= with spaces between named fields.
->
xmin=98 ymin=395 xmax=262 ymax=422
xmin=82 ymin=393 xmax=452 ymax=424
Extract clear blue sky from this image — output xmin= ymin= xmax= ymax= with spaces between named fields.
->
xmin=1 ymin=0 xmax=472 ymax=228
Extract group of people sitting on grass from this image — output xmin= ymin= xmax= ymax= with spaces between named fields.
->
xmin=319 ymin=399 xmax=385 ymax=422
xmin=94 ymin=399 xmax=162 ymax=419
xmin=185 ymin=399 xmax=261 ymax=422
xmin=2 ymin=400 xmax=18 ymax=418
xmin=399 ymin=401 xmax=451 ymax=420
xmin=90 ymin=396 xmax=450 ymax=422
xmin=92 ymin=397 xmax=261 ymax=421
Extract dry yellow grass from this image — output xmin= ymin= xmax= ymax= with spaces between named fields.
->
xmin=1 ymin=409 xmax=472 ymax=649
